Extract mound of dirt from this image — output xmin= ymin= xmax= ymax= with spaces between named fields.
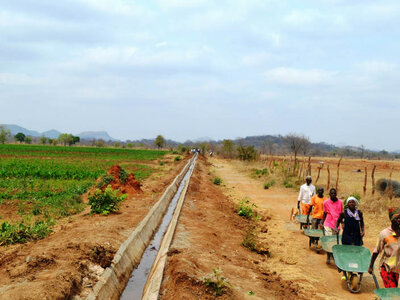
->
xmin=103 ymin=165 xmax=142 ymax=194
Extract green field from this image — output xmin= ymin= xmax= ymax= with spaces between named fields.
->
xmin=0 ymin=144 xmax=167 ymax=244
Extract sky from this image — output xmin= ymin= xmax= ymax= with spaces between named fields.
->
xmin=1 ymin=0 xmax=400 ymax=150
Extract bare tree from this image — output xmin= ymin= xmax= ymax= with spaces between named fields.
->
xmin=301 ymin=138 xmax=311 ymax=156
xmin=360 ymin=145 xmax=365 ymax=158
xmin=284 ymin=133 xmax=310 ymax=162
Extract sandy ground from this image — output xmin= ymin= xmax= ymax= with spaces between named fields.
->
xmin=0 ymin=158 xmax=188 ymax=300
xmin=161 ymin=157 xmax=386 ymax=299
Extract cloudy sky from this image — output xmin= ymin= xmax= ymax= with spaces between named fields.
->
xmin=1 ymin=0 xmax=400 ymax=150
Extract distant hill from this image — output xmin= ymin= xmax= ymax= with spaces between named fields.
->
xmin=42 ymin=129 xmax=62 ymax=139
xmin=77 ymin=131 xmax=117 ymax=141
xmin=1 ymin=124 xmax=117 ymax=141
xmin=2 ymin=124 xmax=41 ymax=137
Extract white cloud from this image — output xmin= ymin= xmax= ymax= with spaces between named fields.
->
xmin=264 ymin=67 xmax=336 ymax=86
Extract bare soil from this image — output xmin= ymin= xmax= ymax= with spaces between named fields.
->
xmin=0 ymin=157 xmax=189 ymax=300
xmin=161 ymin=157 xmax=384 ymax=299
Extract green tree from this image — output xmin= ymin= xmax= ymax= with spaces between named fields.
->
xmin=72 ymin=136 xmax=80 ymax=144
xmin=58 ymin=133 xmax=73 ymax=146
xmin=154 ymin=135 xmax=165 ymax=149
xmin=24 ymin=136 xmax=32 ymax=144
xmin=40 ymin=135 xmax=47 ymax=145
xmin=0 ymin=126 xmax=11 ymax=144
xmin=221 ymin=139 xmax=235 ymax=158
xmin=14 ymin=132 xmax=26 ymax=143
xmin=237 ymin=145 xmax=258 ymax=161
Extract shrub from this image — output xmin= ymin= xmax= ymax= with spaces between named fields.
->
xmin=159 ymin=161 xmax=164 ymax=166
xmin=88 ymin=185 xmax=127 ymax=215
xmin=0 ymin=219 xmax=54 ymax=246
xmin=203 ymin=268 xmax=228 ymax=296
xmin=264 ymin=180 xmax=275 ymax=189
xmin=237 ymin=198 xmax=258 ymax=219
xmin=213 ymin=177 xmax=222 ymax=185
xmin=172 ymin=150 xmax=179 ymax=154
xmin=174 ymin=156 xmax=181 ymax=161
xmin=97 ymin=174 xmax=114 ymax=188
xmin=119 ymin=168 xmax=129 ymax=184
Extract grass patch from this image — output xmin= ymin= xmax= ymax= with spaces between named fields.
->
xmin=264 ymin=180 xmax=275 ymax=189
xmin=213 ymin=177 xmax=222 ymax=185
xmin=0 ymin=218 xmax=54 ymax=246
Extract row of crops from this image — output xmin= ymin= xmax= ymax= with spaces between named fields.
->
xmin=0 ymin=144 xmax=167 ymax=245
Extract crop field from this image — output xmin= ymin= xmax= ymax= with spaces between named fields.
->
xmin=0 ymin=144 xmax=167 ymax=245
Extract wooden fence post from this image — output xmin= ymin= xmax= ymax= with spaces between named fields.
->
xmin=363 ymin=166 xmax=367 ymax=196
xmin=335 ymin=157 xmax=342 ymax=191
xmin=371 ymin=165 xmax=376 ymax=196
xmin=389 ymin=167 xmax=394 ymax=200
xmin=315 ymin=163 xmax=323 ymax=185
xmin=327 ymin=165 xmax=330 ymax=191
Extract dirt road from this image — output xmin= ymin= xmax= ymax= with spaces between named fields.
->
xmin=212 ymin=158 xmax=380 ymax=299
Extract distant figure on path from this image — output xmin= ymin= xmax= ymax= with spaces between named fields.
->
xmin=297 ymin=175 xmax=316 ymax=216
xmin=322 ymin=188 xmax=343 ymax=264
xmin=368 ymin=207 xmax=400 ymax=288
xmin=335 ymin=196 xmax=364 ymax=246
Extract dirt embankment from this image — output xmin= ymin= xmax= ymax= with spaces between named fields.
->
xmin=0 ymin=158 xmax=189 ymax=300
xmin=160 ymin=156 xmax=305 ymax=299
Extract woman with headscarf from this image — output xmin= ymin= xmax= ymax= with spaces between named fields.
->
xmin=368 ymin=207 xmax=400 ymax=288
xmin=335 ymin=196 xmax=364 ymax=246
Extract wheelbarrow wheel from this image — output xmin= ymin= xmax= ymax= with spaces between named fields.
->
xmin=346 ymin=272 xmax=362 ymax=293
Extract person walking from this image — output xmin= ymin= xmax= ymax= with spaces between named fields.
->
xmin=368 ymin=207 xmax=400 ymax=288
xmin=297 ymin=175 xmax=316 ymax=216
xmin=322 ymin=188 xmax=343 ymax=264
xmin=307 ymin=187 xmax=327 ymax=230
xmin=335 ymin=196 xmax=364 ymax=246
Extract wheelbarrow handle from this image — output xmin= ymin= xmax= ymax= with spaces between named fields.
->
xmin=336 ymin=229 xmax=340 ymax=245
xmin=371 ymin=271 xmax=380 ymax=289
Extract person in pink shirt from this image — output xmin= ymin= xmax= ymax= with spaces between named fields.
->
xmin=321 ymin=188 xmax=343 ymax=264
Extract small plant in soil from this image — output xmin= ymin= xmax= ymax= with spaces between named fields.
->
xmin=202 ymin=268 xmax=228 ymax=296
xmin=213 ymin=177 xmax=222 ymax=185
xmin=264 ymin=180 xmax=275 ymax=189
xmin=88 ymin=185 xmax=127 ymax=215
xmin=174 ymin=156 xmax=181 ymax=161
xmin=242 ymin=226 xmax=258 ymax=251
xmin=237 ymin=198 xmax=258 ymax=220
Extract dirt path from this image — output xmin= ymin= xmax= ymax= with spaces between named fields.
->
xmin=212 ymin=158 xmax=381 ymax=299
xmin=161 ymin=156 xmax=307 ymax=299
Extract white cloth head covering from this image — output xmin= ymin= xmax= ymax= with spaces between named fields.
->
xmin=345 ymin=196 xmax=359 ymax=206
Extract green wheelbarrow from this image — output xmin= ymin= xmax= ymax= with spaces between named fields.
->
xmin=371 ymin=272 xmax=400 ymax=299
xmin=332 ymin=244 xmax=371 ymax=293
xmin=304 ymin=229 xmax=324 ymax=252
xmin=320 ymin=234 xmax=342 ymax=254
xmin=296 ymin=215 xmax=312 ymax=230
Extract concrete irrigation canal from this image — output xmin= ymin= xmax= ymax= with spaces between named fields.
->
xmin=86 ymin=154 xmax=197 ymax=300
